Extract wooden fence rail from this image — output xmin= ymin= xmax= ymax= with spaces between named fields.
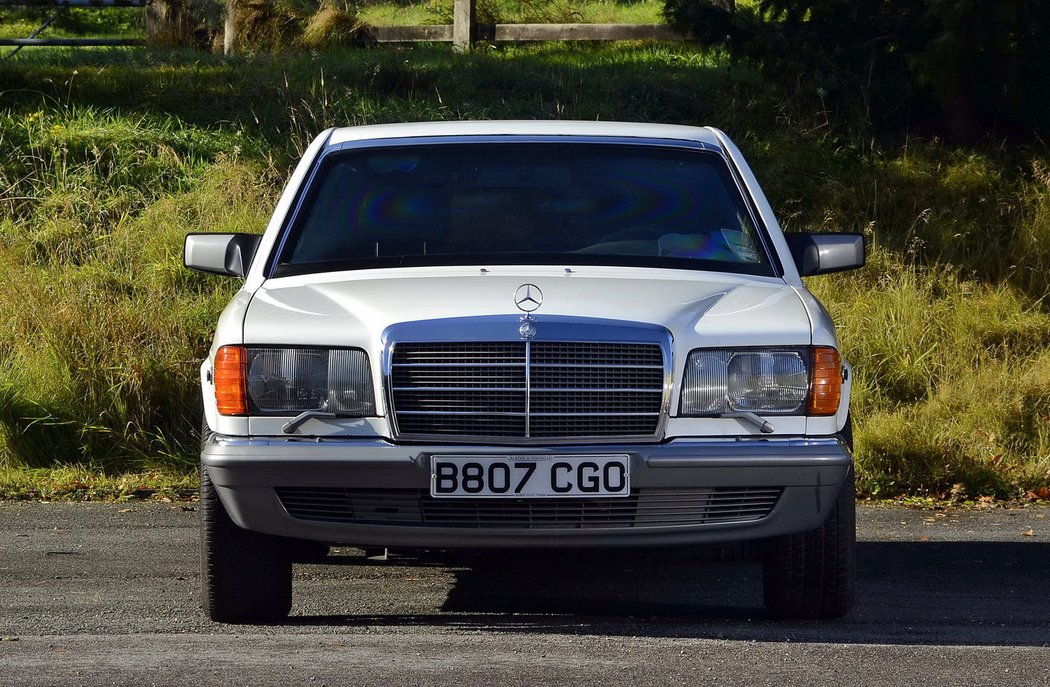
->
xmin=0 ymin=0 xmax=145 ymax=5
xmin=0 ymin=0 xmax=147 ymax=53
xmin=0 ymin=0 xmax=683 ymax=55
xmin=225 ymin=0 xmax=685 ymax=55
xmin=367 ymin=22 xmax=681 ymax=46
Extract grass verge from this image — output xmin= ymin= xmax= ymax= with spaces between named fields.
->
xmin=0 ymin=465 xmax=197 ymax=501
xmin=0 ymin=43 xmax=1047 ymax=500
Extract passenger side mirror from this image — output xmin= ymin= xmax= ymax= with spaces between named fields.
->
xmin=785 ymin=233 xmax=865 ymax=277
xmin=184 ymin=233 xmax=262 ymax=277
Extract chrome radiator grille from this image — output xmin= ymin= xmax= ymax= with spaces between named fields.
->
xmin=389 ymin=341 xmax=666 ymax=440
xmin=276 ymin=487 xmax=783 ymax=529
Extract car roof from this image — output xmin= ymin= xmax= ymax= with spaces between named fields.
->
xmin=325 ymin=120 xmax=723 ymax=148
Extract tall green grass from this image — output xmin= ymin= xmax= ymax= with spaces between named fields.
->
xmin=810 ymin=249 xmax=1050 ymax=497
xmin=0 ymin=44 xmax=1047 ymax=497
xmin=0 ymin=104 xmax=276 ymax=471
xmin=0 ymin=7 xmax=142 ymax=41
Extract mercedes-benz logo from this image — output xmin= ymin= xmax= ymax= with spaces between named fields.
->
xmin=514 ymin=284 xmax=543 ymax=313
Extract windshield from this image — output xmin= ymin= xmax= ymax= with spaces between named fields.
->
xmin=272 ymin=142 xmax=775 ymax=277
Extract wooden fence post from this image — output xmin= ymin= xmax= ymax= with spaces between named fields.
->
xmin=452 ymin=0 xmax=475 ymax=52
xmin=223 ymin=0 xmax=236 ymax=55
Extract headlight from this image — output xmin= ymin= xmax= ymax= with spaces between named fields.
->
xmin=680 ymin=347 xmax=840 ymax=417
xmin=214 ymin=345 xmax=376 ymax=416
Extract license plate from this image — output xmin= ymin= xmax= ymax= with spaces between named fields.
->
xmin=430 ymin=455 xmax=630 ymax=498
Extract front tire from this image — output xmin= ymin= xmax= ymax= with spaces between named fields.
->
xmin=762 ymin=466 xmax=856 ymax=620
xmin=200 ymin=467 xmax=293 ymax=623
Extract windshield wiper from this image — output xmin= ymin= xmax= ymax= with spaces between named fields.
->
xmin=282 ymin=410 xmax=337 ymax=434
xmin=718 ymin=411 xmax=775 ymax=434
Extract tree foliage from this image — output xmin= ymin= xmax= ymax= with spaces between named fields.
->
xmin=663 ymin=0 xmax=1050 ymax=139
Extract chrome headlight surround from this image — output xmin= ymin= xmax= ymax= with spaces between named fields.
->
xmin=680 ymin=347 xmax=836 ymax=417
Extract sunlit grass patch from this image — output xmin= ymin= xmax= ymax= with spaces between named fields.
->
xmin=0 ymin=155 xmax=274 ymax=473
xmin=811 ymin=247 xmax=1050 ymax=498
xmin=0 ymin=464 xmax=197 ymax=501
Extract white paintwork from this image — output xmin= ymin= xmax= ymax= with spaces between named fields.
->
xmin=200 ymin=122 xmax=853 ymax=438
xmin=325 ymin=120 xmax=724 ymax=147
xmin=244 ymin=266 xmax=811 ymax=348
xmin=184 ymin=234 xmax=234 ymax=274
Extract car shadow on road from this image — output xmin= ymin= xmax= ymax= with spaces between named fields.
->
xmin=290 ymin=540 xmax=1050 ymax=646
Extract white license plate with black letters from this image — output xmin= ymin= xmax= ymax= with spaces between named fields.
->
xmin=430 ymin=455 xmax=630 ymax=498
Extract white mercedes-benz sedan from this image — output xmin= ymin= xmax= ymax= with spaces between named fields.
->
xmin=185 ymin=120 xmax=865 ymax=623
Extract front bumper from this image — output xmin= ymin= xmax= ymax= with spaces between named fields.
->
xmin=202 ymin=435 xmax=852 ymax=548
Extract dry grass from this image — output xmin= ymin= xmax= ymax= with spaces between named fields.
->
xmin=0 ymin=44 xmax=1047 ymax=498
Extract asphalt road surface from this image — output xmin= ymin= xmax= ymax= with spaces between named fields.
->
xmin=1 ymin=501 xmax=1048 ymax=686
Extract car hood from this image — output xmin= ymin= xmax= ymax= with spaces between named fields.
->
xmin=242 ymin=266 xmax=813 ymax=350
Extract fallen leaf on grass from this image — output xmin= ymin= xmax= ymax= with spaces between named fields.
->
xmin=117 ymin=508 xmax=135 ymax=513
xmin=1021 ymin=528 xmax=1035 ymax=537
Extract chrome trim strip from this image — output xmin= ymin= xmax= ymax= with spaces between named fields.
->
xmin=207 ymin=435 xmax=844 ymax=450
xmin=395 ymin=411 xmax=660 ymax=417
xmin=529 ymin=363 xmax=665 ymax=369
xmin=389 ymin=363 xmax=662 ymax=369
xmin=529 ymin=412 xmax=661 ymax=417
xmin=392 ymin=363 xmax=527 ymax=368
xmin=396 ymin=411 xmax=526 ymax=417
xmin=524 ymin=339 xmax=532 ymax=438
xmin=392 ymin=387 xmax=660 ymax=393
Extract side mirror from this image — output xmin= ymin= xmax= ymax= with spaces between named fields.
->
xmin=784 ymin=233 xmax=865 ymax=277
xmin=184 ymin=233 xmax=262 ymax=277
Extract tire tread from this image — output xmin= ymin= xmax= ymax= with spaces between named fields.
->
xmin=763 ymin=467 xmax=856 ymax=620
xmin=200 ymin=467 xmax=293 ymax=623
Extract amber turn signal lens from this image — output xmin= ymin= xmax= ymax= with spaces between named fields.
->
xmin=214 ymin=345 xmax=248 ymax=415
xmin=808 ymin=347 xmax=842 ymax=416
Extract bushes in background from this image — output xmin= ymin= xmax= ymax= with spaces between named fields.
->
xmin=663 ymin=0 xmax=1050 ymax=140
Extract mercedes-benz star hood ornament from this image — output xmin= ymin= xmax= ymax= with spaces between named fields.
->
xmin=514 ymin=284 xmax=543 ymax=312
xmin=514 ymin=284 xmax=542 ymax=339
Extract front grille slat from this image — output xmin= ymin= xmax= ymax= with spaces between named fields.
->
xmin=390 ymin=340 xmax=665 ymax=441
xmin=276 ymin=487 xmax=782 ymax=529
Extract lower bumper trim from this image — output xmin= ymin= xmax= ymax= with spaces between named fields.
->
xmin=274 ymin=486 xmax=783 ymax=529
